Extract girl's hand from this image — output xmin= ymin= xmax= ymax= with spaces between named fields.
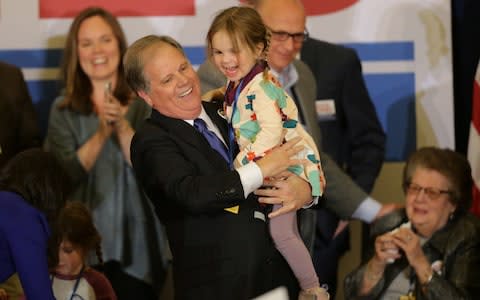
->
xmin=255 ymin=136 xmax=304 ymax=178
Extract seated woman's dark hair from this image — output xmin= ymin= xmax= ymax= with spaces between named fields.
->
xmin=0 ymin=148 xmax=72 ymax=225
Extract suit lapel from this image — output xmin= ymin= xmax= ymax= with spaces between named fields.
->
xmin=150 ymin=108 xmax=212 ymax=155
xmin=149 ymin=105 xmax=230 ymax=168
xmin=292 ymin=60 xmax=323 ymax=147
xmin=203 ymin=101 xmax=230 ymax=144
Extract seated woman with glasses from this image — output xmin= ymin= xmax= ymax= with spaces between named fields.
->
xmin=344 ymin=147 xmax=480 ymax=300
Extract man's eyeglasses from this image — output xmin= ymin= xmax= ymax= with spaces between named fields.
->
xmin=404 ymin=182 xmax=452 ymax=200
xmin=269 ymin=28 xmax=309 ymax=43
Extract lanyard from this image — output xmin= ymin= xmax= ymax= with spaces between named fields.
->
xmin=399 ymin=267 xmax=416 ymax=300
xmin=69 ymin=265 xmax=85 ymax=300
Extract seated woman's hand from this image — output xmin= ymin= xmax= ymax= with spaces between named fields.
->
xmin=392 ymin=228 xmax=429 ymax=270
xmin=374 ymin=232 xmax=402 ymax=265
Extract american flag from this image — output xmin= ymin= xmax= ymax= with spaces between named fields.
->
xmin=468 ymin=60 xmax=480 ymax=217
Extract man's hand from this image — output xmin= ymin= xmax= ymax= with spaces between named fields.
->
xmin=333 ymin=220 xmax=349 ymax=238
xmin=255 ymin=171 xmax=312 ymax=218
xmin=374 ymin=203 xmax=403 ymax=221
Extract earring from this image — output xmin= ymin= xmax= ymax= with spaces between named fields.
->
xmin=449 ymin=211 xmax=455 ymax=221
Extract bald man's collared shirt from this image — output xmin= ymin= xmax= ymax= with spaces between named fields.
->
xmin=270 ymin=64 xmax=298 ymax=98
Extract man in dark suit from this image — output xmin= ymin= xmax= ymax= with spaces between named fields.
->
xmin=197 ymin=0 xmax=387 ymax=297
xmin=0 ymin=61 xmax=41 ymax=169
xmin=124 ymin=35 xmax=315 ymax=300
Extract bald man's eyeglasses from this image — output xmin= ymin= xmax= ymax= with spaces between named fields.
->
xmin=269 ymin=29 xmax=309 ymax=43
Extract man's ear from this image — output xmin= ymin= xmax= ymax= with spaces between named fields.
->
xmin=138 ymin=90 xmax=153 ymax=106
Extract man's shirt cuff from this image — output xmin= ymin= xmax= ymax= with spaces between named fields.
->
xmin=237 ymin=162 xmax=263 ymax=198
xmin=351 ymin=197 xmax=381 ymax=223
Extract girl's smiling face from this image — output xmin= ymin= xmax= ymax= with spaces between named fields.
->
xmin=211 ymin=30 xmax=263 ymax=85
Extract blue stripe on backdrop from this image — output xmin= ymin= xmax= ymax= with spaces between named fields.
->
xmin=364 ymin=73 xmax=416 ymax=161
xmin=0 ymin=49 xmax=63 ymax=68
xmin=2 ymin=41 xmax=415 ymax=160
xmin=26 ymin=80 xmax=61 ymax=138
xmin=0 ymin=41 xmax=413 ymax=68
xmin=0 ymin=46 xmax=207 ymax=68
xmin=343 ymin=41 xmax=414 ymax=61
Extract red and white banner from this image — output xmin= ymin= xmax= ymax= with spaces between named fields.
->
xmin=468 ymin=61 xmax=480 ymax=217
xmin=39 ymin=0 xmax=195 ymax=18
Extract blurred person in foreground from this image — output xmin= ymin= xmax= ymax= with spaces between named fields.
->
xmin=344 ymin=147 xmax=480 ymax=299
xmin=0 ymin=148 xmax=70 ymax=299
xmin=44 ymin=7 xmax=168 ymax=299
xmin=124 ymin=34 xmax=315 ymax=299
xmin=0 ymin=61 xmax=41 ymax=169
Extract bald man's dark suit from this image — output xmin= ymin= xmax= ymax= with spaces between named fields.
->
xmin=0 ymin=61 xmax=41 ymax=168
xmin=131 ymin=101 xmax=297 ymax=300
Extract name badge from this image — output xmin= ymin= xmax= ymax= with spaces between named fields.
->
xmin=315 ymin=99 xmax=336 ymax=121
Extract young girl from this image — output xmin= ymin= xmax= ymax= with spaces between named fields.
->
xmin=50 ymin=201 xmax=117 ymax=300
xmin=206 ymin=6 xmax=328 ymax=300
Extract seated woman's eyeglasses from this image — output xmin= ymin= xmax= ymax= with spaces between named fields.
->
xmin=405 ymin=182 xmax=452 ymax=200
xmin=269 ymin=28 xmax=309 ymax=43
